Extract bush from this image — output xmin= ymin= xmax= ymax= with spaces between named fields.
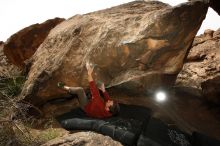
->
xmin=0 ymin=75 xmax=62 ymax=145
xmin=0 ymin=75 xmax=34 ymax=146
xmin=0 ymin=75 xmax=26 ymax=97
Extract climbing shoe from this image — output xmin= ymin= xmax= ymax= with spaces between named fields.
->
xmin=57 ymin=82 xmax=65 ymax=88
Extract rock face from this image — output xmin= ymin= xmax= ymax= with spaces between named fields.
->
xmin=20 ymin=1 xmax=208 ymax=106
xmin=176 ymin=28 xmax=220 ymax=104
xmin=41 ymin=132 xmax=122 ymax=146
xmin=189 ymin=0 xmax=220 ymax=15
xmin=0 ymin=42 xmax=20 ymax=77
xmin=210 ymin=0 xmax=220 ymax=15
xmin=3 ymin=18 xmax=65 ymax=68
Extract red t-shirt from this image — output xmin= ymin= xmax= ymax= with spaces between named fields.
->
xmin=84 ymin=81 xmax=112 ymax=118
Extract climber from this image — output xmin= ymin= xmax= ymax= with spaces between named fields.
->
xmin=57 ymin=62 xmax=120 ymax=118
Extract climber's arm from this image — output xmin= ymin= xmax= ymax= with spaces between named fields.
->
xmin=99 ymin=82 xmax=110 ymax=101
xmin=86 ymin=62 xmax=101 ymax=99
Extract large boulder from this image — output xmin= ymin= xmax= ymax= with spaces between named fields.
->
xmin=3 ymin=18 xmax=65 ymax=68
xmin=176 ymin=28 xmax=220 ymax=104
xmin=20 ymin=1 xmax=208 ymax=106
xmin=201 ymin=76 xmax=220 ymax=104
xmin=41 ymin=132 xmax=122 ymax=146
xmin=189 ymin=0 xmax=220 ymax=15
xmin=210 ymin=0 xmax=220 ymax=15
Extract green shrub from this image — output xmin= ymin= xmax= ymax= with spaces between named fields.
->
xmin=0 ymin=75 xmax=26 ymax=97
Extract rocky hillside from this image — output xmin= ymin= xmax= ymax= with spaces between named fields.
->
xmin=176 ymin=28 xmax=220 ymax=105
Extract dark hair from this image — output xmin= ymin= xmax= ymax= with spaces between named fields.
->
xmin=109 ymin=101 xmax=120 ymax=116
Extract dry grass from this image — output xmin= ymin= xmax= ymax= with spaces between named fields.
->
xmin=0 ymin=73 xmax=65 ymax=146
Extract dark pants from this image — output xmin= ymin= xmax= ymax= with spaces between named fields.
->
xmin=68 ymin=87 xmax=89 ymax=109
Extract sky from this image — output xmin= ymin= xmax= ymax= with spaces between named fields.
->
xmin=0 ymin=0 xmax=219 ymax=41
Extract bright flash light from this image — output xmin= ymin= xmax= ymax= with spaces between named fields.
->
xmin=155 ymin=91 xmax=167 ymax=102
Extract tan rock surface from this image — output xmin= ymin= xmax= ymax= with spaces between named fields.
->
xmin=20 ymin=1 xmax=208 ymax=106
xmin=176 ymin=28 xmax=220 ymax=104
xmin=3 ymin=18 xmax=65 ymax=68
xmin=41 ymin=131 xmax=122 ymax=146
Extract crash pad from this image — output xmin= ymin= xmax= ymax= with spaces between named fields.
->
xmin=137 ymin=118 xmax=192 ymax=146
xmin=191 ymin=132 xmax=220 ymax=146
xmin=56 ymin=103 xmax=152 ymax=146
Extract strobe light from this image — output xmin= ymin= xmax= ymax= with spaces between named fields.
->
xmin=155 ymin=91 xmax=167 ymax=102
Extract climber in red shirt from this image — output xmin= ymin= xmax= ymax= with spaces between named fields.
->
xmin=58 ymin=62 xmax=120 ymax=118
